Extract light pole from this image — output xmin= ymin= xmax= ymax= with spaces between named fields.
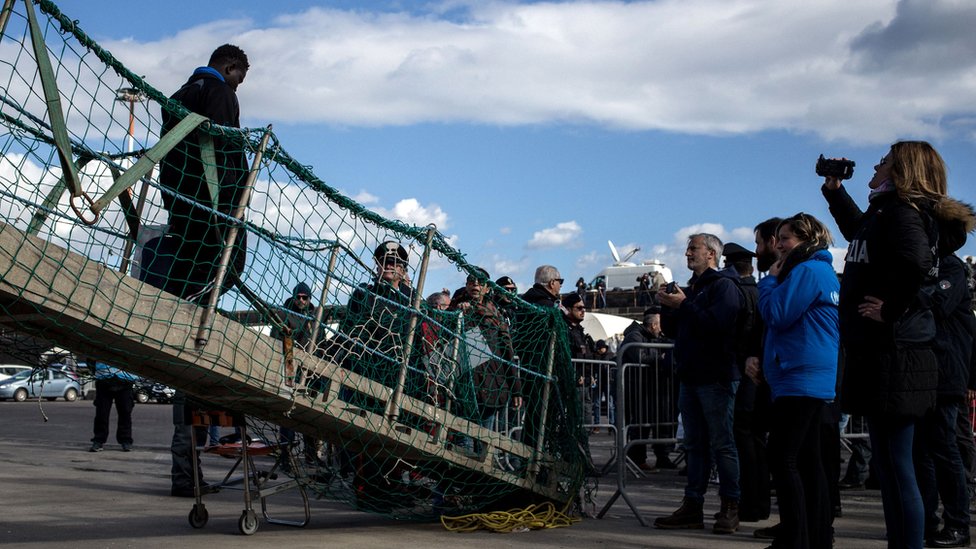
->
xmin=115 ymin=87 xmax=145 ymax=154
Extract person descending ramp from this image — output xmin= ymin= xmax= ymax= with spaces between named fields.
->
xmin=0 ymin=0 xmax=587 ymax=519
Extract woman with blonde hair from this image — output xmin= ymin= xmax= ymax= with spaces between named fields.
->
xmin=822 ymin=141 xmax=946 ymax=549
xmin=757 ymin=212 xmax=839 ymax=549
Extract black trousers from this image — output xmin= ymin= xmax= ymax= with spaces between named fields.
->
xmin=769 ymin=396 xmax=832 ymax=549
xmin=734 ymin=377 xmax=770 ymax=521
xmin=91 ymin=378 xmax=134 ymax=445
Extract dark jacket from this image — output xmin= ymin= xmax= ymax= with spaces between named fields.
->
xmin=453 ymin=298 xmax=521 ymax=409
xmin=336 ymin=280 xmax=414 ymax=387
xmin=565 ymin=317 xmax=594 ymax=360
xmin=929 ymin=199 xmax=976 ymax=400
xmin=620 ymin=321 xmax=666 ymax=366
xmin=725 ymin=269 xmax=762 ymax=367
xmin=270 ymin=296 xmax=316 ymax=350
xmin=522 ymin=284 xmax=559 ymax=308
xmin=619 ymin=321 xmax=673 ymax=423
xmin=822 ymin=186 xmax=934 ymax=346
xmin=823 ymin=184 xmax=938 ymax=417
xmin=670 ymin=267 xmax=742 ymax=385
xmin=159 ymin=69 xmax=249 ymax=292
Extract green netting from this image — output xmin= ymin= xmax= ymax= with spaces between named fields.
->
xmin=0 ymin=0 xmax=587 ymax=519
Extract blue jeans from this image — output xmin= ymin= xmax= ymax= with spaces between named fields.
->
xmin=869 ymin=416 xmax=924 ymax=549
xmin=679 ymin=380 xmax=740 ymax=502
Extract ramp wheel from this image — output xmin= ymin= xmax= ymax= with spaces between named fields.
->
xmin=238 ymin=509 xmax=258 ymax=535
xmin=188 ymin=503 xmax=208 ymax=528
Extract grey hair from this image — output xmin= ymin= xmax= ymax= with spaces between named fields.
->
xmin=534 ymin=265 xmax=561 ymax=284
xmin=688 ymin=233 xmax=724 ymax=258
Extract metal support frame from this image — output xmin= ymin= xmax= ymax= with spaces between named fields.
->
xmin=528 ymin=330 xmax=557 ymax=478
xmin=0 ymin=0 xmax=16 ymax=38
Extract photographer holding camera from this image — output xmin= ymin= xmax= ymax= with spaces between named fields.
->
xmin=821 ymin=142 xmax=955 ymax=549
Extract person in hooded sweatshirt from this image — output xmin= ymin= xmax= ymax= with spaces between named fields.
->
xmin=757 ymin=212 xmax=839 ymax=549
xmin=912 ymin=197 xmax=976 ymax=549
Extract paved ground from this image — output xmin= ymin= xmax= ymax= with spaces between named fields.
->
xmin=0 ymin=400 xmax=892 ymax=548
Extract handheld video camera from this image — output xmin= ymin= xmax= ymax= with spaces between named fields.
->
xmin=665 ymin=281 xmax=679 ymax=294
xmin=816 ymin=154 xmax=855 ymax=180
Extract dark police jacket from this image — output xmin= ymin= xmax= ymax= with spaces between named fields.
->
xmin=668 ymin=267 xmax=741 ymax=385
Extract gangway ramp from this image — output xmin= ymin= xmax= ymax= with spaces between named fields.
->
xmin=0 ymin=220 xmax=573 ymax=503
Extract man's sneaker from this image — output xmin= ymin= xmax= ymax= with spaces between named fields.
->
xmin=654 ymin=497 xmax=704 ymax=529
xmin=120 ymin=443 xmax=132 ymax=452
xmin=89 ymin=442 xmax=103 ymax=452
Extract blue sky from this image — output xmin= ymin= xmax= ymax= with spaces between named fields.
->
xmin=52 ymin=0 xmax=976 ymax=292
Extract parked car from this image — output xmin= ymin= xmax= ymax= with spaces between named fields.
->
xmin=0 ymin=364 xmax=31 ymax=382
xmin=133 ymin=380 xmax=175 ymax=404
xmin=0 ymin=368 xmax=81 ymax=402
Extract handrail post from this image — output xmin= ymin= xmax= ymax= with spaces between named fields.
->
xmin=298 ymin=245 xmax=340 ymax=390
xmin=195 ymin=126 xmax=272 ymax=347
xmin=528 ymin=329 xmax=557 ymax=478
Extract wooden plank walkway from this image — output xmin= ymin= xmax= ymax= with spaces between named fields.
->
xmin=0 ymin=221 xmax=574 ymax=502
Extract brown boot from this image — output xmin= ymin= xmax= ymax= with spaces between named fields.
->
xmin=713 ymin=497 xmax=739 ymax=534
xmin=654 ymin=497 xmax=704 ymax=529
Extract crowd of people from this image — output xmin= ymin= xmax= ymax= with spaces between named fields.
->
xmin=93 ymin=41 xmax=976 ymax=547
xmin=643 ymin=141 xmax=975 ymax=549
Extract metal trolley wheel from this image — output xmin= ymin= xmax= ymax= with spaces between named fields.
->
xmin=238 ymin=509 xmax=258 ymax=536
xmin=188 ymin=503 xmax=208 ymax=529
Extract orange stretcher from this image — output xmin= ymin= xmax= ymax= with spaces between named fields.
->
xmin=185 ymin=411 xmax=310 ymax=535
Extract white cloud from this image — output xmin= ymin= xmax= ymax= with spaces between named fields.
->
xmin=373 ymin=197 xmax=449 ymax=230
xmin=526 ymin=220 xmax=583 ymax=249
xmin=499 ymin=226 xmax=511 ymax=235
xmin=648 ymin=222 xmax=759 ymax=282
xmin=99 ymin=0 xmax=976 ymax=144
xmin=352 ymin=190 xmax=379 ymax=204
xmin=575 ymin=250 xmax=604 ymax=270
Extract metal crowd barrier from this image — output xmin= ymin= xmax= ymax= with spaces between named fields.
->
xmin=572 ymin=342 xmax=677 ymax=526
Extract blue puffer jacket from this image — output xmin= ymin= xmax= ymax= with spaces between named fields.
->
xmin=758 ymin=249 xmax=840 ymax=401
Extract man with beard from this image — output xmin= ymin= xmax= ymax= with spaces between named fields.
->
xmin=722 ymin=242 xmax=770 ymax=523
xmin=655 ymin=233 xmax=743 ymax=535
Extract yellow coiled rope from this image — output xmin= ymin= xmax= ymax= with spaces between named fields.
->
xmin=440 ymin=502 xmax=580 ymax=533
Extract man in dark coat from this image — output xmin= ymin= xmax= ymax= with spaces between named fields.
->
xmin=522 ymin=265 xmax=564 ymax=308
xmin=272 ymin=282 xmax=323 ymax=465
xmin=913 ymin=198 xmax=976 ymax=548
xmin=141 ymin=44 xmax=250 ymax=302
xmin=563 ymin=293 xmax=594 ymax=426
xmin=619 ymin=308 xmax=675 ymax=471
xmin=137 ymin=45 xmax=250 ymax=498
xmin=655 ymin=233 xmax=743 ymax=534
xmin=722 ymin=242 xmax=771 ymax=523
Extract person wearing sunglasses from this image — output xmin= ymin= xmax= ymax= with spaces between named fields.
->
xmin=522 ymin=265 xmax=564 ymax=308
xmin=492 ymin=276 xmax=519 ymax=325
xmin=271 ymin=282 xmax=323 ymax=467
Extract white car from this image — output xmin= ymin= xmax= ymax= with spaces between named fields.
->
xmin=0 ymin=368 xmax=81 ymax=402
xmin=0 ymin=365 xmax=31 ymax=382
